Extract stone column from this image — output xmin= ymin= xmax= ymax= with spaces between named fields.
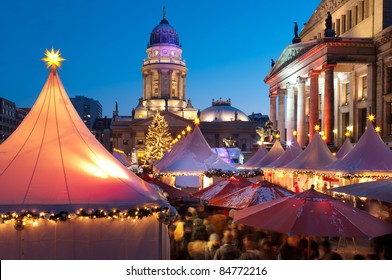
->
xmin=296 ymin=77 xmax=306 ymax=147
xmin=286 ymin=83 xmax=295 ymax=142
xmin=309 ymin=70 xmax=320 ymax=140
xmin=179 ymin=73 xmax=184 ymax=101
xmin=269 ymin=93 xmax=277 ymax=129
xmin=323 ymin=64 xmax=335 ymax=144
xmin=278 ymin=89 xmax=286 ymax=142
xmin=183 ymin=74 xmax=187 ymax=101
xmin=142 ymin=72 xmax=147 ymax=100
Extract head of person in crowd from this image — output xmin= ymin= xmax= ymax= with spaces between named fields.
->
xmin=242 ymin=234 xmax=257 ymax=251
xmin=208 ymin=233 xmax=221 ymax=247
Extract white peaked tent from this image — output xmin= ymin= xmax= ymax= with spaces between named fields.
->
xmin=282 ymin=132 xmax=336 ymax=170
xmin=264 ymin=140 xmax=302 ymax=168
xmin=0 ymin=65 xmax=170 ymax=259
xmin=325 ymin=121 xmax=392 ymax=173
xmin=242 ymin=145 xmax=268 ymax=168
xmin=154 ymin=131 xmax=189 ymax=172
xmin=113 ymin=149 xmax=132 ymax=169
xmin=156 ymin=125 xmax=236 ymax=175
xmin=252 ymin=140 xmax=285 ymax=168
xmin=335 ymin=138 xmax=353 ymax=159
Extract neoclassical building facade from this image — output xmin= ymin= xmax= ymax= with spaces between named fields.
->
xmin=265 ymin=0 xmax=392 ymax=147
xmin=110 ymin=10 xmax=259 ymax=160
xmin=134 ymin=8 xmax=198 ymax=120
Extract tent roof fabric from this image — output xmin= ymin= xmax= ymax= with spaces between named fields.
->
xmin=251 ymin=140 xmax=285 ymax=168
xmin=192 ymin=176 xmax=252 ymax=201
xmin=325 ymin=121 xmax=392 ymax=172
xmin=0 ymin=68 xmax=166 ymax=212
xmin=156 ymin=125 xmax=236 ymax=175
xmin=113 ymin=150 xmax=132 ymax=168
xmin=242 ymin=145 xmax=268 ymax=168
xmin=335 ymin=138 xmax=353 ymax=159
xmin=281 ymin=132 xmax=336 ymax=170
xmin=264 ymin=140 xmax=303 ymax=168
xmin=209 ymin=181 xmax=294 ymax=209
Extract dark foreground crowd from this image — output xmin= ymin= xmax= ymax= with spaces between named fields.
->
xmin=168 ymin=205 xmax=392 ymax=260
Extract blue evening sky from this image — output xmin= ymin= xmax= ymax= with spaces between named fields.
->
xmin=0 ymin=0 xmax=320 ymax=117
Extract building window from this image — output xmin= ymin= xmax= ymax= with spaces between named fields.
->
xmin=343 ymin=82 xmax=350 ymax=105
xmin=360 ymin=1 xmax=365 ymax=21
xmin=358 ymin=108 xmax=367 ymax=137
xmin=341 ymin=14 xmax=346 ymax=33
xmin=343 ymin=112 xmax=350 ymax=132
xmin=336 ymin=19 xmax=341 ymax=36
xmin=389 ymin=68 xmax=392 ymax=93
xmin=353 ymin=5 xmax=358 ymax=26
xmin=387 ymin=102 xmax=392 ymax=135
xmin=137 ymin=139 xmax=144 ymax=145
xmin=361 ymin=76 xmax=368 ymax=100
xmin=347 ymin=10 xmax=352 ymax=30
xmin=123 ymin=139 xmax=129 ymax=145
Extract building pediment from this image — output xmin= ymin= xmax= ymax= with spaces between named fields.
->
xmin=300 ymin=0 xmax=348 ymax=38
xmin=266 ymin=41 xmax=318 ymax=81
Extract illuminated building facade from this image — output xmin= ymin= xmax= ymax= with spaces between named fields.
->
xmin=265 ymin=0 xmax=392 ymax=147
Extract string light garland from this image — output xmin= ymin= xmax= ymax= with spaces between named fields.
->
xmin=203 ymin=169 xmax=264 ymax=178
xmin=0 ymin=206 xmax=170 ymax=230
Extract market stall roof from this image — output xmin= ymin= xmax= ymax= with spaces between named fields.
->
xmin=0 ymin=64 xmax=166 ymax=212
xmin=241 ymin=145 xmax=268 ymax=168
xmin=325 ymin=121 xmax=392 ymax=172
xmin=113 ymin=149 xmax=132 ymax=169
xmin=209 ymin=180 xmax=293 ymax=209
xmin=335 ymin=138 xmax=353 ymax=159
xmin=192 ymin=176 xmax=252 ymax=201
xmin=156 ymin=125 xmax=236 ymax=175
xmin=280 ymin=132 xmax=336 ymax=170
xmin=264 ymin=140 xmax=302 ymax=168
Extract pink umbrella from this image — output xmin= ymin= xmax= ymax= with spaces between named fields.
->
xmin=209 ymin=181 xmax=294 ymax=209
xmin=234 ymin=187 xmax=392 ymax=238
xmin=192 ymin=176 xmax=252 ymax=201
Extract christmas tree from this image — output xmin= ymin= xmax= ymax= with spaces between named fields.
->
xmin=142 ymin=111 xmax=173 ymax=167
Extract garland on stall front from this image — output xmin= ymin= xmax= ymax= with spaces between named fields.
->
xmin=203 ymin=169 xmax=264 ymax=178
xmin=0 ymin=206 xmax=169 ymax=230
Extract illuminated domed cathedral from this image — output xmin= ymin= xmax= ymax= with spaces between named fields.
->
xmin=110 ymin=9 xmax=259 ymax=159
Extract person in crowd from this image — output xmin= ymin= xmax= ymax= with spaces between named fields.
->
xmin=183 ymin=212 xmax=194 ymax=244
xmin=213 ymin=233 xmax=241 ymax=260
xmin=239 ymin=234 xmax=261 ymax=260
xmin=278 ymin=235 xmax=303 ymax=260
xmin=259 ymin=239 xmax=275 ymax=260
xmin=172 ymin=221 xmax=188 ymax=259
xmin=191 ymin=218 xmax=209 ymax=241
xmin=204 ymin=233 xmax=221 ymax=260
xmin=299 ymin=236 xmax=319 ymax=259
xmin=318 ymin=240 xmax=343 ymax=260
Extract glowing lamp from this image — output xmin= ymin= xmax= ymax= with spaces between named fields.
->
xmin=314 ymin=125 xmax=320 ymax=131
xmin=368 ymin=114 xmax=376 ymax=122
xmin=194 ymin=118 xmax=200 ymax=125
xmin=286 ymin=141 xmax=292 ymax=146
xmin=275 ymin=134 xmax=280 ymax=139
xmin=41 ymin=47 xmax=65 ymax=68
xmin=322 ymin=135 xmax=327 ymax=141
xmin=177 ymin=135 xmax=182 ymax=139
xmin=186 ymin=125 xmax=192 ymax=132
xmin=345 ymin=131 xmax=350 ymax=137
xmin=333 ymin=129 xmax=338 ymax=134
xmin=292 ymin=130 xmax=297 ymax=136
xmin=375 ymin=126 xmax=381 ymax=133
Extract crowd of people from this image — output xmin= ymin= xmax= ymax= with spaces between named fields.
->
xmin=168 ymin=205 xmax=392 ymax=260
